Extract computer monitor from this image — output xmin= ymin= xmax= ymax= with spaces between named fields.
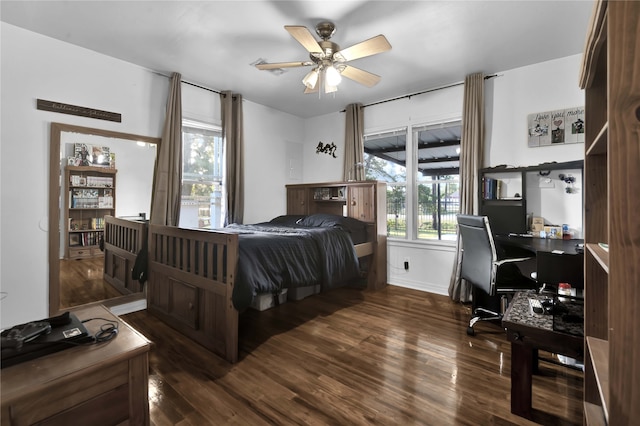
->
xmin=481 ymin=203 xmax=527 ymax=236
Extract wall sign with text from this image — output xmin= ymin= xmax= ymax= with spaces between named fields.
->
xmin=37 ymin=99 xmax=121 ymax=122
xmin=527 ymin=106 xmax=584 ymax=147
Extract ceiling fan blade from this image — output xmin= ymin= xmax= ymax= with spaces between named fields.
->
xmin=334 ymin=35 xmax=392 ymax=62
xmin=255 ymin=61 xmax=313 ymax=70
xmin=285 ymin=25 xmax=322 ymax=53
xmin=340 ymin=65 xmax=382 ymax=88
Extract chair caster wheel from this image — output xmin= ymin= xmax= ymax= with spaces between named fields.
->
xmin=467 ymin=327 xmax=475 ymax=336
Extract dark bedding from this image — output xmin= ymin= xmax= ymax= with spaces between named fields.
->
xmin=223 ymin=219 xmax=362 ymax=311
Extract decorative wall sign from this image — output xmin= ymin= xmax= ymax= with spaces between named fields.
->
xmin=316 ymin=141 xmax=338 ymax=158
xmin=37 ymin=99 xmax=122 ymax=122
xmin=527 ymin=106 xmax=584 ymax=147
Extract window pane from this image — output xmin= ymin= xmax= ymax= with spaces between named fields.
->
xmin=179 ymin=125 xmax=224 ymax=229
xmin=386 ymin=183 xmax=406 ymax=238
xmin=364 ymin=128 xmax=407 ymax=238
xmin=414 ymin=120 xmax=461 ymax=240
xmin=417 ymin=177 xmax=459 ymax=240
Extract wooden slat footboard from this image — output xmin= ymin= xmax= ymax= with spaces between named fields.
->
xmin=147 ymin=225 xmax=239 ymax=363
xmin=103 ymin=216 xmax=147 ymax=294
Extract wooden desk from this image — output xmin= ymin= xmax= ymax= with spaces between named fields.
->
xmin=1 ymin=304 xmax=151 ymax=426
xmin=502 ymin=291 xmax=583 ymax=419
xmin=494 ymin=235 xmax=583 ymax=255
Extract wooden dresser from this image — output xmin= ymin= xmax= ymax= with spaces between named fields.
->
xmin=1 ymin=304 xmax=151 ymax=425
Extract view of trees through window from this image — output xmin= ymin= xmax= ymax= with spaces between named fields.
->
xmin=178 ymin=124 xmax=224 ymax=229
xmin=364 ymin=120 xmax=461 ymax=241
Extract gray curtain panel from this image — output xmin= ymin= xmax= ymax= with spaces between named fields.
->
xmin=221 ymin=91 xmax=244 ymax=225
xmin=343 ymin=103 xmax=365 ymax=181
xmin=448 ymin=72 xmax=485 ymax=302
xmin=150 ymin=72 xmax=183 ymax=226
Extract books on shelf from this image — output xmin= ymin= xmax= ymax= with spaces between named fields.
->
xmin=482 ymin=177 xmax=502 ymax=199
xmin=70 ymin=189 xmax=113 ymax=209
xmin=69 ymin=175 xmax=113 ymax=188
xmin=68 ymin=230 xmax=102 ymax=247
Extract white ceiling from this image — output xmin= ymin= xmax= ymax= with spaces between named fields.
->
xmin=1 ymin=1 xmax=594 ymax=119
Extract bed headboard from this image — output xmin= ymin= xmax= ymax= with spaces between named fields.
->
xmin=285 ymin=181 xmax=387 ymax=290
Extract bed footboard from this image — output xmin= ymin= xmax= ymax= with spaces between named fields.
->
xmin=103 ymin=216 xmax=147 ymax=294
xmin=147 ymin=225 xmax=239 ymax=363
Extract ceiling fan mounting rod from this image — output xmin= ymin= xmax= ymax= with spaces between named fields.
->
xmin=315 ymin=21 xmax=336 ymax=41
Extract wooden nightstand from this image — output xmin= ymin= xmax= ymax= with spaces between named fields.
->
xmin=1 ymin=304 xmax=151 ymax=425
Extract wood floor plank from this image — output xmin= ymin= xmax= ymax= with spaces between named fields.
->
xmin=122 ymin=286 xmax=583 ymax=425
xmin=60 ymin=257 xmax=121 ymax=308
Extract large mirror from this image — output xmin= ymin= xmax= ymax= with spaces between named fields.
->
xmin=49 ymin=122 xmax=160 ymax=315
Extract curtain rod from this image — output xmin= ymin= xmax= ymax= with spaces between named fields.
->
xmin=182 ymin=80 xmax=237 ymax=99
xmin=344 ymin=74 xmax=500 ymax=111
xmin=151 ymin=69 xmax=235 ymax=98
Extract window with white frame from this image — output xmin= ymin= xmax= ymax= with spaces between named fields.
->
xmin=363 ymin=128 xmax=407 ymax=238
xmin=178 ymin=121 xmax=224 ymax=229
xmin=364 ymin=120 xmax=461 ymax=241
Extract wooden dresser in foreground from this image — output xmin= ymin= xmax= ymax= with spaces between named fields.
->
xmin=1 ymin=304 xmax=151 ymax=426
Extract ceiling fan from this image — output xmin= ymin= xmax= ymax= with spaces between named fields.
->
xmin=255 ymin=21 xmax=392 ymax=94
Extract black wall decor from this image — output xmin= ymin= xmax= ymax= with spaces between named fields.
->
xmin=316 ymin=141 xmax=337 ymax=158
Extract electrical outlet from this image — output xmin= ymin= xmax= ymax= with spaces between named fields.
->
xmin=403 ymin=257 xmax=409 ymax=270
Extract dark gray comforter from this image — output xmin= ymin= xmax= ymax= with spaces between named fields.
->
xmin=223 ymin=223 xmax=361 ymax=311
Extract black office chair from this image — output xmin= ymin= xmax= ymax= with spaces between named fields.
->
xmin=457 ymin=214 xmax=538 ymax=336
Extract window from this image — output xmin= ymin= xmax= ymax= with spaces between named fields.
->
xmin=364 ymin=129 xmax=407 ymax=238
xmin=414 ymin=122 xmax=460 ymax=241
xmin=179 ymin=121 xmax=224 ymax=229
xmin=364 ymin=120 xmax=461 ymax=241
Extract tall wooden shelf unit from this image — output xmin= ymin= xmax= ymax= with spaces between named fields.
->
xmin=579 ymin=1 xmax=640 ymax=424
xmin=64 ymin=165 xmax=117 ymax=260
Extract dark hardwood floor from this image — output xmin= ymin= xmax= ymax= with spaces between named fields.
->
xmin=59 ymin=257 xmax=121 ymax=308
xmin=122 ymin=286 xmax=583 ymax=425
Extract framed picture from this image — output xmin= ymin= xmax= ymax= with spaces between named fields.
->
xmin=69 ymin=233 xmax=81 ymax=246
xmin=528 ymin=106 xmax=585 ymax=147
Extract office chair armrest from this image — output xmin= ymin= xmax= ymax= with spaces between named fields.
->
xmin=495 ymin=256 xmax=533 ymax=267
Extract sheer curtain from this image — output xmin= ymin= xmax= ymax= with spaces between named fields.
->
xmin=221 ymin=90 xmax=244 ymax=225
xmin=343 ymin=103 xmax=365 ymax=181
xmin=150 ymin=72 xmax=182 ymax=226
xmin=448 ymin=72 xmax=485 ymax=302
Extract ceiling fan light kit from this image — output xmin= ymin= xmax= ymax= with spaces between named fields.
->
xmin=256 ymin=21 xmax=391 ymax=95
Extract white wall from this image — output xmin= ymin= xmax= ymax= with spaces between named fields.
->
xmin=0 ymin=23 xmax=301 ymax=327
xmin=180 ymin=82 xmax=306 ymax=225
xmin=302 ymin=112 xmax=345 ymax=183
xmin=303 ymin=55 xmax=585 ymax=295
xmin=0 ymin=23 xmax=167 ymax=327
xmin=243 ymin=101 xmax=305 ymax=224
xmin=486 ymin=55 xmax=585 ymax=167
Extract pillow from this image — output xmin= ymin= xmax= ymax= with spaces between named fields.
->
xmin=298 ymin=213 xmax=368 ymax=244
xmin=268 ymin=215 xmax=307 ymax=226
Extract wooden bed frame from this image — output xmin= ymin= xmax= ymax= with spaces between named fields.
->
xmin=103 ymin=215 xmax=148 ymax=295
xmin=147 ymin=181 xmax=387 ymax=363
